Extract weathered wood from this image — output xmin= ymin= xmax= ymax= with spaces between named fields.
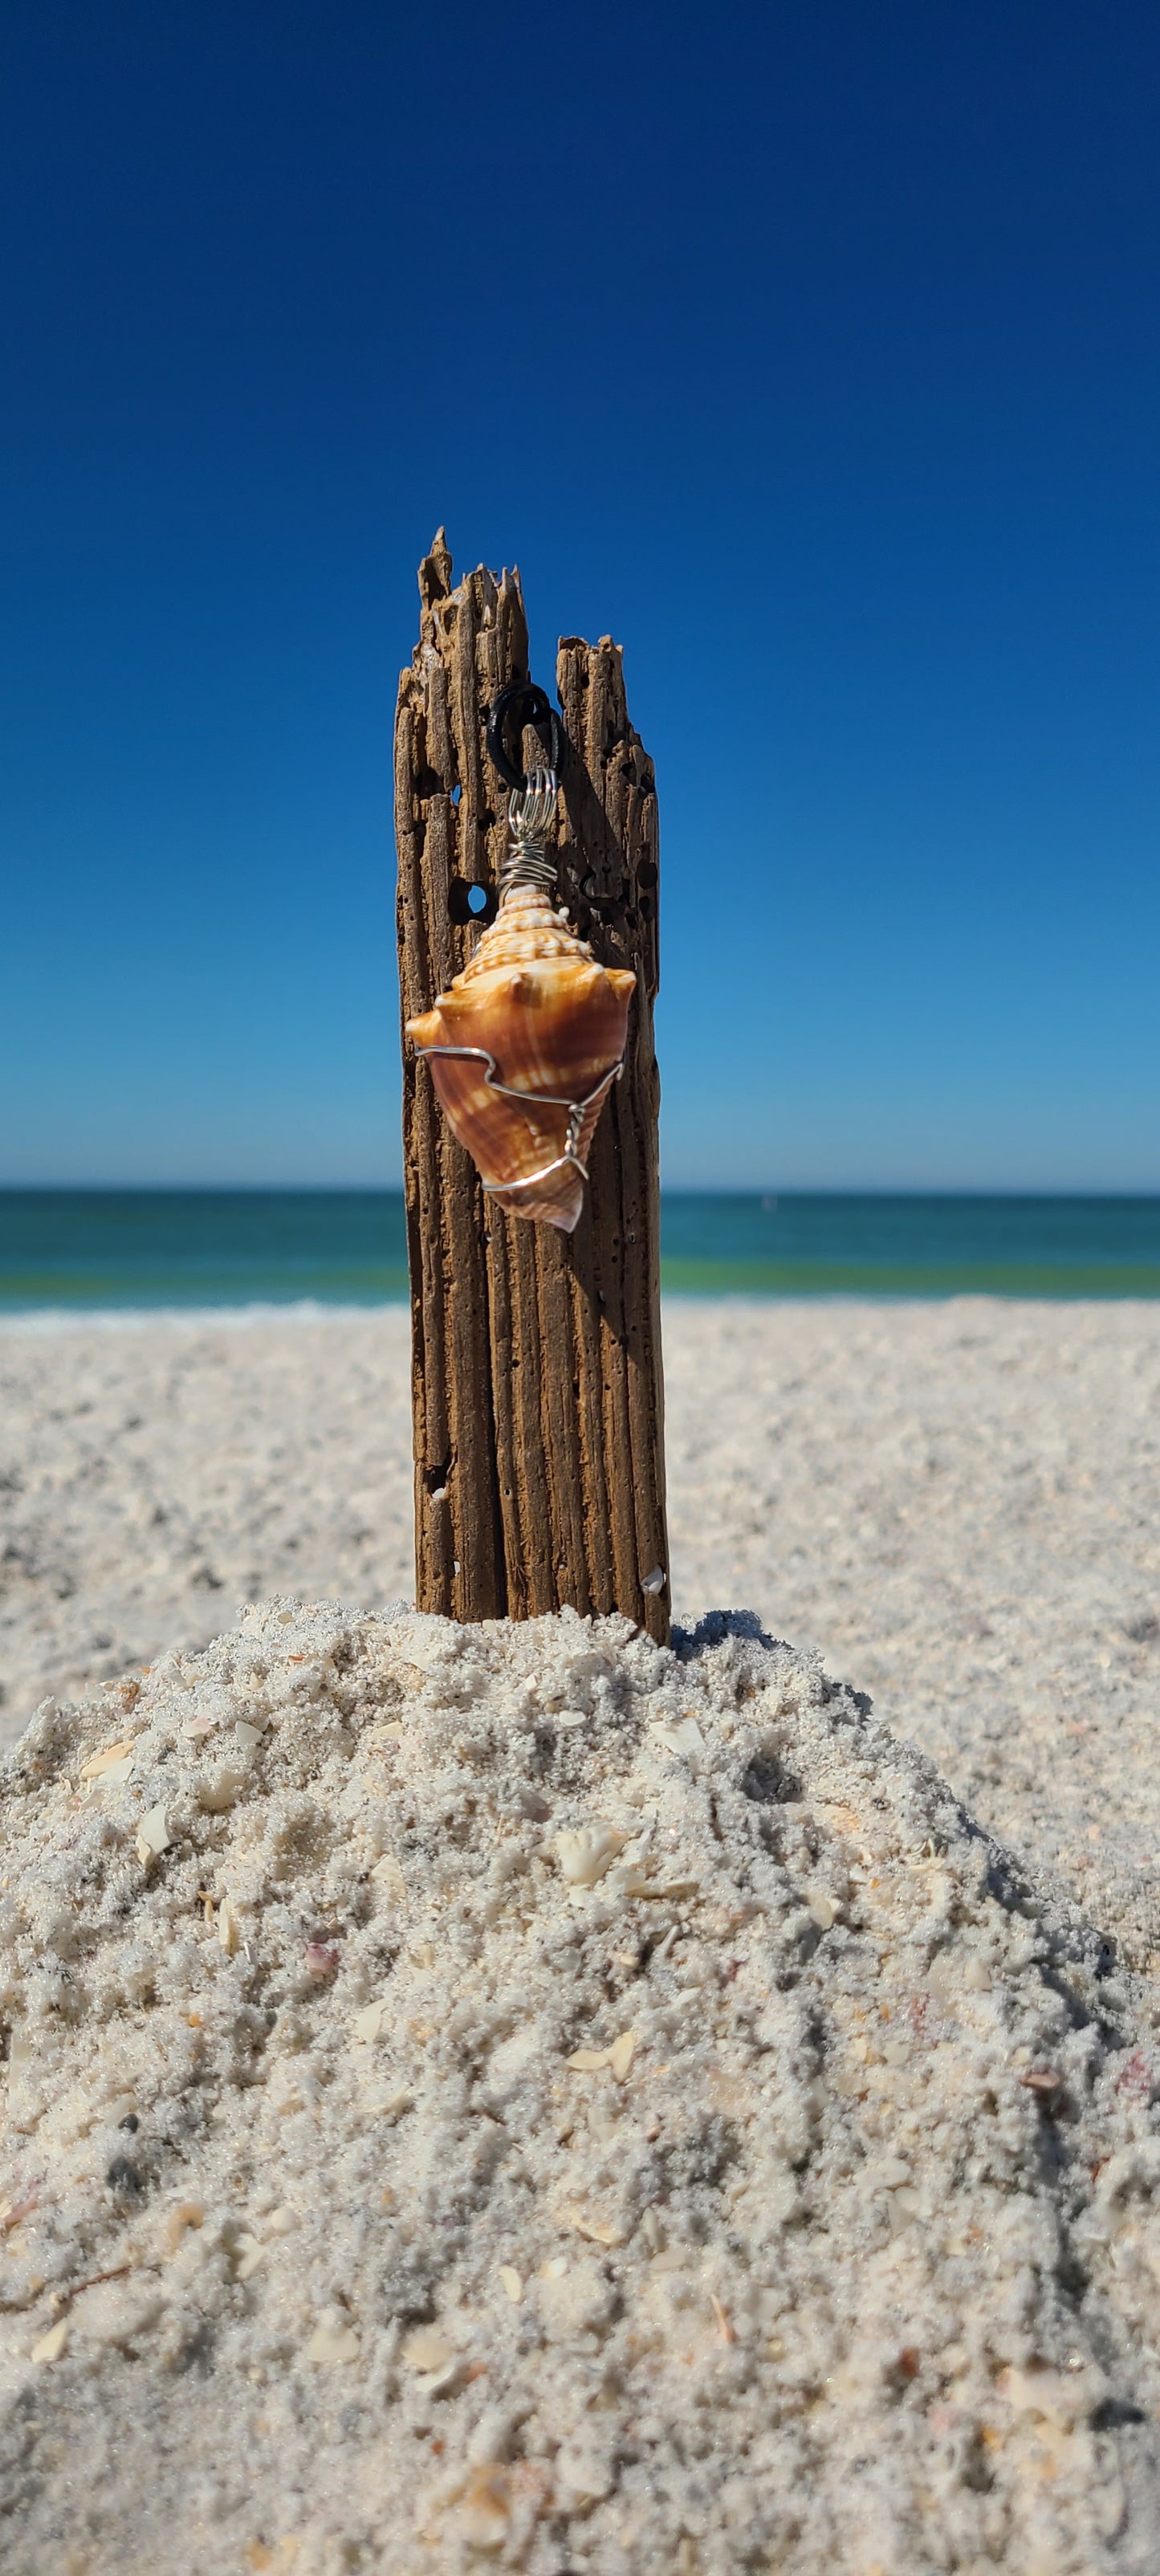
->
xmin=395 ymin=533 xmax=669 ymax=1641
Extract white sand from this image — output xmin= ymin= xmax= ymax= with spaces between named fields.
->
xmin=2 ymin=1299 xmax=1158 ymax=1963
xmin=2 ymin=1596 xmax=1160 ymax=2573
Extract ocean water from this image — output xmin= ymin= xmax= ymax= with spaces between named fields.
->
xmin=1 ymin=1189 xmax=1158 ymax=1309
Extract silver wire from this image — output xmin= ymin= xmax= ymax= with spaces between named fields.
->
xmin=413 ymin=1041 xmax=625 ymax=1189
xmin=498 ymin=766 xmax=559 ymax=901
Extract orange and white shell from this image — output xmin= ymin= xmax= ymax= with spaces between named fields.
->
xmin=406 ymin=883 xmax=636 ymax=1233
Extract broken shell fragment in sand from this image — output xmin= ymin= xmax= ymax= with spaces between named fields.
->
xmin=135 ymin=1801 xmax=169 ymax=1865
xmin=80 ymin=1738 xmax=135 ymax=1784
xmin=552 ymin=1823 xmax=625 ymax=1886
xmin=566 ymin=2029 xmax=637 ymax=2080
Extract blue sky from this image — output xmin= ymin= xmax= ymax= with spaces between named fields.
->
xmin=2 ymin=0 xmax=1158 ymax=1190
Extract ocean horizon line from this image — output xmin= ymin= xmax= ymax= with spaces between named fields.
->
xmin=3 ymin=1183 xmax=1160 ymax=1200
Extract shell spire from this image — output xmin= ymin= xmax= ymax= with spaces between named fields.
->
xmin=406 ymin=768 xmax=636 ymax=1233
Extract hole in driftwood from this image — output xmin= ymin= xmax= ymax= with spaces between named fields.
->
xmin=447 ymin=879 xmax=498 ymax=927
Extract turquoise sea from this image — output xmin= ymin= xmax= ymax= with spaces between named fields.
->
xmin=1 ymin=1190 xmax=1158 ymax=1308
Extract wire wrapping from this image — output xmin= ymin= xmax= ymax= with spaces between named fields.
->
xmin=498 ymin=768 xmax=559 ymax=903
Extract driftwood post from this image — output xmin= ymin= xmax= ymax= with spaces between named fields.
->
xmin=394 ymin=532 xmax=668 ymax=1644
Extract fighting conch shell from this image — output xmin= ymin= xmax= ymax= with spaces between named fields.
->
xmin=406 ymin=883 xmax=636 ymax=1233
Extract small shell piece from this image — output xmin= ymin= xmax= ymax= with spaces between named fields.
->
xmin=406 ymin=885 xmax=636 ymax=1233
xmin=135 ymin=1803 xmax=170 ymax=1865
xmin=402 ymin=2326 xmax=455 ymax=2374
xmin=649 ymin=1716 xmax=705 ymax=1759
xmin=165 ymin=2201 xmax=205 ymax=2253
xmin=80 ymin=1739 xmax=135 ymax=1783
xmin=566 ymin=2028 xmax=637 ymax=2079
xmin=553 ymin=1824 xmax=625 ymax=1887
xmin=564 ymin=2207 xmax=625 ymax=2247
xmin=307 ymin=2320 xmax=360 ymax=2365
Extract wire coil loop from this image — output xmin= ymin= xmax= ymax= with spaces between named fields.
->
xmin=499 ymin=767 xmax=559 ymax=901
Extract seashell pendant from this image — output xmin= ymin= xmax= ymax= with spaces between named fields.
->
xmin=407 ymin=880 xmax=636 ymax=1234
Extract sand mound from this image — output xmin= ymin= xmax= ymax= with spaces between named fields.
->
xmin=2 ymin=1602 xmax=1158 ymax=2574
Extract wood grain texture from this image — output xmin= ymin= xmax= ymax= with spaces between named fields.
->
xmin=395 ymin=533 xmax=669 ymax=1641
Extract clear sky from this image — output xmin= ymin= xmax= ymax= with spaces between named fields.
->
xmin=2 ymin=0 xmax=1158 ymax=1191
